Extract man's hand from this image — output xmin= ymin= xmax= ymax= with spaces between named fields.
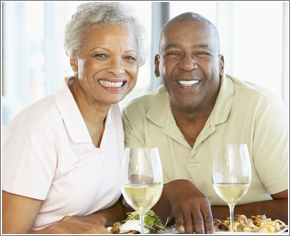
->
xmin=164 ymin=179 xmax=214 ymax=234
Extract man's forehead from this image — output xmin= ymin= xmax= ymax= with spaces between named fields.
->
xmin=159 ymin=20 xmax=217 ymax=52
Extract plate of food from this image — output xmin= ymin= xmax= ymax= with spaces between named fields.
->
xmin=214 ymin=214 xmax=287 ymax=234
xmin=107 ymin=210 xmax=167 ymax=234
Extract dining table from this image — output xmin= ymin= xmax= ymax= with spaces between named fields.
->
xmin=159 ymin=225 xmax=289 ymax=234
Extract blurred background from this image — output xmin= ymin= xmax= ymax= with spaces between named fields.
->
xmin=1 ymin=1 xmax=289 ymax=128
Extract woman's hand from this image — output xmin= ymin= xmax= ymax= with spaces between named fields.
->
xmin=60 ymin=214 xmax=107 ymax=226
xmin=163 ymin=179 xmax=214 ymax=234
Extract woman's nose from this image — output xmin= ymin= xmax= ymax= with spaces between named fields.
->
xmin=107 ymin=57 xmax=125 ymax=76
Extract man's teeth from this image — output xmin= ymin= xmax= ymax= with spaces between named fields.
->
xmin=178 ymin=80 xmax=199 ymax=86
xmin=99 ymin=80 xmax=124 ymax=87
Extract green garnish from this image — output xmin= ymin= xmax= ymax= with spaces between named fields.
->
xmin=234 ymin=216 xmax=239 ymax=222
xmin=113 ymin=222 xmax=122 ymax=227
xmin=124 ymin=210 xmax=166 ymax=233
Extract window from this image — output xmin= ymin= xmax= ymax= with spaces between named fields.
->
xmin=170 ymin=1 xmax=288 ymax=108
xmin=1 ymin=2 xmax=288 ymax=128
xmin=1 ymin=1 xmax=151 ymax=126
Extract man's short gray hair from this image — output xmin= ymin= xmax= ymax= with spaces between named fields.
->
xmin=160 ymin=12 xmax=220 ymax=54
xmin=64 ymin=2 xmax=148 ymax=66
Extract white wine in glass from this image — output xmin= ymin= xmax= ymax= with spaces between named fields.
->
xmin=121 ymin=147 xmax=163 ymax=234
xmin=212 ymin=144 xmax=252 ymax=233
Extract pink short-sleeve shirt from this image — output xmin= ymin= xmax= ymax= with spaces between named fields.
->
xmin=2 ymin=77 xmax=124 ymax=231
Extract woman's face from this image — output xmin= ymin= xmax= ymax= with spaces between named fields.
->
xmin=71 ymin=24 xmax=139 ymax=105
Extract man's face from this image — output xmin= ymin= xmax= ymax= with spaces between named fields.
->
xmin=155 ymin=20 xmax=224 ymax=113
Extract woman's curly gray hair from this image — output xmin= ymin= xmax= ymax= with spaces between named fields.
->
xmin=64 ymin=2 xmax=148 ymax=66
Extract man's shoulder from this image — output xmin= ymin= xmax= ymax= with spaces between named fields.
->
xmin=123 ymin=85 xmax=167 ymax=114
xmin=227 ymin=74 xmax=281 ymax=103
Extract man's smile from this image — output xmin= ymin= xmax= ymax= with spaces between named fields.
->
xmin=177 ymin=80 xmax=200 ymax=87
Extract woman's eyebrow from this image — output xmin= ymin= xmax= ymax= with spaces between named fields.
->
xmin=90 ymin=47 xmax=110 ymax=52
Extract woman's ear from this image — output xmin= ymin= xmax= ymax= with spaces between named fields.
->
xmin=70 ymin=59 xmax=78 ymax=74
xmin=154 ymin=54 xmax=161 ymax=77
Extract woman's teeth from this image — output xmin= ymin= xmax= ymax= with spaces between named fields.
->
xmin=178 ymin=80 xmax=199 ymax=86
xmin=99 ymin=80 xmax=124 ymax=87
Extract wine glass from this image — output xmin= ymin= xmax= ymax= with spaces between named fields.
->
xmin=212 ymin=144 xmax=252 ymax=233
xmin=121 ymin=147 xmax=163 ymax=234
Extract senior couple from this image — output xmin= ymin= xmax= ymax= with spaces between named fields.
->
xmin=2 ymin=2 xmax=288 ymax=234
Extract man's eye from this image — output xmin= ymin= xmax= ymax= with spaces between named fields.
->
xmin=166 ymin=51 xmax=178 ymax=56
xmin=197 ymin=52 xmax=210 ymax=55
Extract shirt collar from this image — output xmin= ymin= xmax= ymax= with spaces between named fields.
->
xmin=210 ymin=74 xmax=234 ymax=125
xmin=146 ymin=74 xmax=234 ymax=127
xmin=146 ymin=86 xmax=171 ymax=127
xmin=55 ymin=76 xmax=115 ymax=144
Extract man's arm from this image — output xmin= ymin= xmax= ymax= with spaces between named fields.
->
xmin=211 ymin=190 xmax=288 ymax=223
xmin=151 ymin=179 xmax=214 ymax=234
xmin=151 ymin=181 xmax=288 ymax=234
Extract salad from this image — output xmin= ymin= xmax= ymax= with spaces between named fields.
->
xmin=107 ymin=210 xmax=166 ymax=234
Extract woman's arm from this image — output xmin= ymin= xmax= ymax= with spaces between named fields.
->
xmin=2 ymin=190 xmax=115 ymax=234
xmin=60 ymin=196 xmax=127 ymax=227
xmin=2 ymin=190 xmax=42 ymax=234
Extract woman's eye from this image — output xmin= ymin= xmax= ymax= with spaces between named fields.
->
xmin=125 ymin=56 xmax=136 ymax=61
xmin=95 ymin=54 xmax=106 ymax=58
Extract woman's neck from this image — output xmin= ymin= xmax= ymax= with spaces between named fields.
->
xmin=69 ymin=79 xmax=111 ymax=147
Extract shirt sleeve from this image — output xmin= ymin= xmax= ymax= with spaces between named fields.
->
xmin=253 ymin=98 xmax=288 ymax=195
xmin=122 ymin=107 xmax=146 ymax=147
xmin=2 ymin=125 xmax=57 ymax=200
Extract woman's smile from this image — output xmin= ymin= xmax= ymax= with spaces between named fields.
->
xmin=98 ymin=79 xmax=127 ymax=91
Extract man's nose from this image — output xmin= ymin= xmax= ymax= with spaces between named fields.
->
xmin=178 ymin=53 xmax=198 ymax=71
xmin=107 ymin=57 xmax=125 ymax=76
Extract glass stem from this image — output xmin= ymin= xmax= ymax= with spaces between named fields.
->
xmin=140 ymin=213 xmax=145 ymax=234
xmin=227 ymin=203 xmax=236 ymax=233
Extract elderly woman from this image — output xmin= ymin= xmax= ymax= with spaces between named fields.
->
xmin=2 ymin=2 xmax=148 ymax=234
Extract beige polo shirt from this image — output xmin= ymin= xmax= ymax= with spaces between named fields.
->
xmin=122 ymin=74 xmax=288 ymax=206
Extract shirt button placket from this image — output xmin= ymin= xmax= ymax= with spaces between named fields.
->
xmin=100 ymin=149 xmax=104 ymax=164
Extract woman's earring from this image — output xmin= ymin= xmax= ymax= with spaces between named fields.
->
xmin=74 ymin=71 xmax=78 ymax=77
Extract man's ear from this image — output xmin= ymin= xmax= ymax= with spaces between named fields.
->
xmin=219 ymin=54 xmax=225 ymax=77
xmin=154 ymin=54 xmax=161 ymax=77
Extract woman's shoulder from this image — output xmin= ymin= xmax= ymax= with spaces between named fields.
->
xmin=3 ymin=94 xmax=61 ymax=135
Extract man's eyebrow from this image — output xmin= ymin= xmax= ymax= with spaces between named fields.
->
xmin=164 ymin=44 xmax=182 ymax=51
xmin=163 ymin=44 xmax=212 ymax=51
xmin=192 ymin=44 xmax=212 ymax=51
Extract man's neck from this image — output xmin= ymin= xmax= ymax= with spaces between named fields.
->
xmin=171 ymin=104 xmax=214 ymax=148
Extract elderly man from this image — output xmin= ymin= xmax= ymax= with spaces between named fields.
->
xmin=122 ymin=12 xmax=288 ymax=234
